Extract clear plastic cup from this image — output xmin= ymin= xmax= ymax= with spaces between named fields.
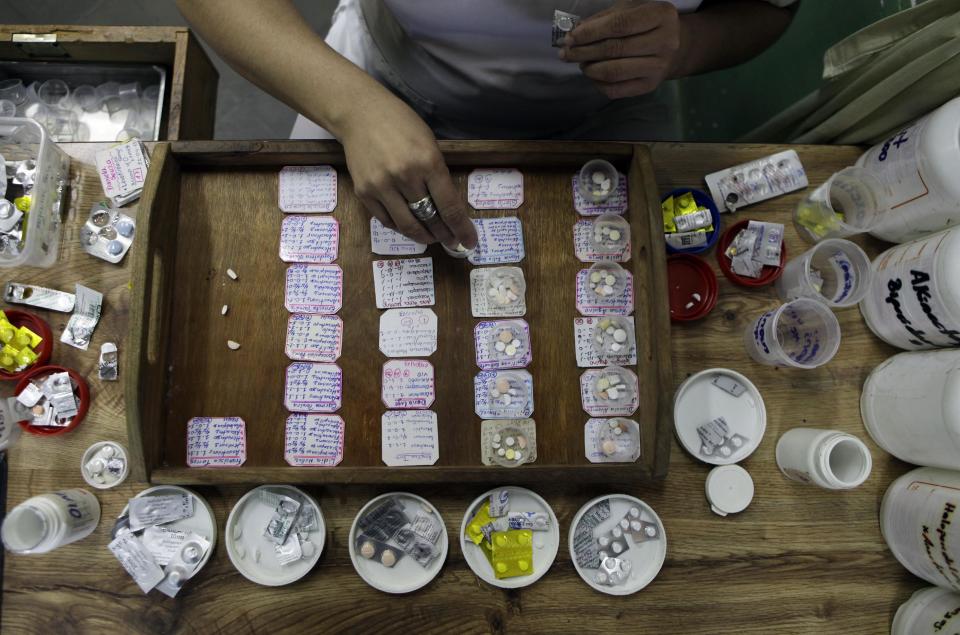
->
xmin=794 ymin=167 xmax=890 ymax=243
xmin=591 ymin=316 xmax=635 ymax=361
xmin=95 ymin=81 xmax=119 ymax=104
xmin=587 ymin=261 xmax=628 ymax=299
xmin=37 ymin=79 xmax=69 ymax=107
xmin=0 ymin=79 xmax=25 ymax=105
xmin=591 ymin=213 xmax=630 ymax=258
xmin=45 ymin=108 xmax=79 ymax=141
xmin=578 ymin=159 xmax=619 ymax=203
xmin=117 ymin=82 xmax=140 ymax=101
xmin=775 ymin=238 xmax=872 ymax=308
xmin=71 ymin=85 xmax=99 ymax=113
xmin=0 ymin=99 xmax=15 ymax=117
xmin=591 ymin=365 xmax=637 ymax=407
xmin=143 ymin=84 xmax=160 ymax=102
xmin=743 ymin=298 xmax=841 ymax=369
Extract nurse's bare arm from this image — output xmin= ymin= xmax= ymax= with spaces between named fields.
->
xmin=176 ymin=0 xmax=477 ymax=248
xmin=560 ymin=0 xmax=795 ymax=99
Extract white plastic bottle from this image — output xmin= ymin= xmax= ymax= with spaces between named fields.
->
xmin=892 ymin=587 xmax=960 ymax=635
xmin=861 ymin=349 xmax=960 ymax=469
xmin=775 ymin=428 xmax=872 ymax=490
xmin=1 ymin=489 xmax=100 ymax=554
xmin=857 ymin=96 xmax=960 ymax=243
xmin=859 ymin=228 xmax=960 ymax=350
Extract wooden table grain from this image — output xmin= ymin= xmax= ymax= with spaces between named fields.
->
xmin=1 ymin=142 xmax=920 ymax=634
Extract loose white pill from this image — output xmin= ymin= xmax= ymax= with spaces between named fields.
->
xmin=609 ymin=230 xmax=621 ymax=241
xmin=221 ymin=304 xmax=229 ymax=316
xmin=613 ymin=329 xmax=627 ymax=343
xmin=227 ymin=340 xmax=241 ymax=350
xmin=226 ymin=268 xmax=238 ymax=280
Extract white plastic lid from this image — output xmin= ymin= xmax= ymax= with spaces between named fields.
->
xmin=127 ymin=485 xmax=218 ymax=569
xmin=348 ymin=492 xmax=448 ymax=594
xmin=225 ymin=485 xmax=325 ymax=587
xmin=460 ymin=486 xmax=559 ymax=589
xmin=705 ymin=465 xmax=754 ymax=516
xmin=568 ymin=494 xmax=667 ymax=596
xmin=81 ymin=441 xmax=129 ymax=489
xmin=673 ymin=368 xmax=766 ymax=465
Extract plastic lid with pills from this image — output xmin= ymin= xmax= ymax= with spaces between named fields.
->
xmin=592 ymin=316 xmax=635 ymax=361
xmin=705 ymin=464 xmax=754 ymax=516
xmin=485 ymin=267 xmax=526 ymax=308
xmin=673 ymin=368 xmax=766 ymax=465
xmin=348 ymin=492 xmax=448 ymax=594
xmin=596 ymin=418 xmax=641 ymax=462
xmin=490 ymin=426 xmax=531 ymax=467
xmin=81 ymin=441 xmax=129 ymax=489
xmin=485 ymin=371 xmax=528 ymax=412
xmin=667 ymin=254 xmax=718 ymax=322
xmin=225 ymin=484 xmax=325 ymax=586
xmin=591 ymin=214 xmax=630 ymax=256
xmin=488 ymin=320 xmax=528 ymax=362
xmin=587 ymin=261 xmax=628 ymax=299
xmin=578 ymin=159 xmax=620 ymax=203
xmin=569 ymin=494 xmax=667 ymax=595
xmin=460 ymin=486 xmax=559 ymax=589
xmin=592 ymin=365 xmax=637 ymax=407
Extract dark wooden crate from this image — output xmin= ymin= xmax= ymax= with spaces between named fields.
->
xmin=127 ymin=140 xmax=673 ymax=484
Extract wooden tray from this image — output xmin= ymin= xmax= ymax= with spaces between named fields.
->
xmin=126 ymin=140 xmax=673 ymax=485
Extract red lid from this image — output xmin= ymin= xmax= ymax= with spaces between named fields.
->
xmin=0 ymin=309 xmax=53 ymax=381
xmin=15 ymin=365 xmax=90 ymax=435
xmin=667 ymin=255 xmax=718 ymax=322
xmin=716 ymin=220 xmax=787 ymax=288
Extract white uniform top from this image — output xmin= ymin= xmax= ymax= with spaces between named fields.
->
xmin=292 ymin=0 xmax=795 ymax=139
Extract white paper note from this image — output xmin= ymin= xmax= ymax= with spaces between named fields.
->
xmin=279 ymin=215 xmax=339 ymax=263
xmin=284 ymin=363 xmax=343 ymax=413
xmin=186 ymin=416 xmax=247 ymax=467
xmin=468 ymin=217 xmax=525 ymax=265
xmin=381 ymin=410 xmax=439 ymax=466
xmin=379 ymin=308 xmax=438 ymax=357
xmin=468 ymin=168 xmax=524 ymax=210
xmin=372 ymin=257 xmax=435 ymax=309
xmin=370 ymin=217 xmax=427 ymax=255
xmin=285 ymin=314 xmax=343 ymax=362
xmin=279 ymin=165 xmax=337 ymax=212
xmin=381 ymin=359 xmax=435 ymax=409
xmin=285 ymin=264 xmax=343 ymax=314
xmin=284 ymin=413 xmax=345 ymax=467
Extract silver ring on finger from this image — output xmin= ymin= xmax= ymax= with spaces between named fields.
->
xmin=408 ymin=195 xmax=438 ymax=222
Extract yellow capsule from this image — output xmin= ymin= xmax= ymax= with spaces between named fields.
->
xmin=14 ymin=196 xmax=30 ymax=212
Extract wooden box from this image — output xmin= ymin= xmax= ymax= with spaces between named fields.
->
xmin=128 ymin=140 xmax=673 ymax=485
xmin=0 ymin=25 xmax=217 ymax=140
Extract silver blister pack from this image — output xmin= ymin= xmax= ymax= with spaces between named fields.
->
xmin=80 ymin=202 xmax=136 ymax=264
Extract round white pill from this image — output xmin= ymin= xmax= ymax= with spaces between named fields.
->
xmin=495 ymin=341 xmax=506 ymax=352
xmin=592 ymin=171 xmax=605 ymax=184
xmin=505 ymin=436 xmax=515 ymax=447
xmin=613 ymin=329 xmax=627 ymax=343
xmin=607 ymin=387 xmax=619 ymax=399
xmin=590 ymin=272 xmax=602 ymax=283
xmin=609 ymin=230 xmax=621 ymax=241
xmin=605 ymin=275 xmax=616 ymax=285
xmin=505 ymin=345 xmax=516 ymax=356
xmin=598 ymin=536 xmax=610 ymax=547
xmin=493 ymin=433 xmax=501 ymax=443
xmin=612 ymin=542 xmax=623 ymax=554
xmin=629 ymin=507 xmax=640 ymax=518
xmin=511 ymin=339 xmax=521 ymax=347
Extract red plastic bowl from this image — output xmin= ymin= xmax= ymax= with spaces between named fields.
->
xmin=667 ymin=255 xmax=719 ymax=322
xmin=716 ymin=220 xmax=787 ymax=288
xmin=15 ymin=365 xmax=90 ymax=436
xmin=0 ymin=309 xmax=53 ymax=381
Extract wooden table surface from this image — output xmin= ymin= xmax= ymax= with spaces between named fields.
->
xmin=0 ymin=142 xmax=920 ymax=634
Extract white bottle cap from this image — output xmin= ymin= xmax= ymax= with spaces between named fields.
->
xmin=705 ymin=465 xmax=754 ymax=516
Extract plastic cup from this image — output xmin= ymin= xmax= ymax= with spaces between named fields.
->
xmin=71 ymin=84 xmax=99 ymax=113
xmin=775 ymin=238 xmax=872 ymax=308
xmin=37 ymin=79 xmax=69 ymax=107
xmin=591 ymin=213 xmax=630 ymax=258
xmin=743 ymin=298 xmax=841 ymax=369
xmin=117 ymin=82 xmax=140 ymax=101
xmin=578 ymin=159 xmax=619 ymax=203
xmin=587 ymin=261 xmax=628 ymax=299
xmin=95 ymin=81 xmax=119 ymax=104
xmin=0 ymin=79 xmax=24 ymax=105
xmin=794 ymin=167 xmax=889 ymax=242
xmin=0 ymin=99 xmax=15 ymax=117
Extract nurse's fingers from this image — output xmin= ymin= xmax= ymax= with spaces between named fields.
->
xmin=359 ymin=195 xmax=398 ymax=231
xmin=588 ymin=77 xmax=663 ymax=100
xmin=426 ymin=169 xmax=478 ymax=249
xmin=377 ymin=189 xmax=434 ymax=245
xmin=580 ymin=57 xmax=668 ymax=85
xmin=394 ymin=178 xmax=456 ymax=245
xmin=560 ymin=32 xmax=669 ymax=63
xmin=564 ymin=2 xmax=674 ymax=46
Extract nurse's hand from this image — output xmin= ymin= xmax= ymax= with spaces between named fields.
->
xmin=340 ymin=91 xmax=478 ymax=249
xmin=559 ymin=1 xmax=682 ymax=99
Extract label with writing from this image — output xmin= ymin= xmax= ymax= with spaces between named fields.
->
xmin=285 ymin=314 xmax=343 ymax=362
xmin=572 ymin=173 xmax=628 ymax=216
xmin=468 ymin=217 xmax=525 ymax=265
xmin=579 ymin=368 xmax=639 ymax=417
xmin=859 ymin=119 xmax=929 ymax=209
xmin=573 ymin=219 xmax=630 ymax=262
xmin=284 ymin=413 xmax=345 ymax=466
xmin=95 ymin=140 xmax=150 ymax=204
xmin=575 ymin=268 xmax=634 ymax=316
xmin=574 ymin=317 xmax=638 ymax=367
xmin=381 ymin=410 xmax=439 ymax=467
xmin=186 ymin=416 xmax=247 ymax=467
xmin=284 ymin=363 xmax=343 ymax=413
xmin=141 ymin=526 xmax=188 ymax=567
xmin=278 ymin=165 xmax=337 ymax=212
xmin=468 ymin=168 xmax=524 ymax=210
xmin=379 ymin=308 xmax=438 ymax=357
xmin=474 ymin=319 xmax=532 ymax=370
xmin=279 ymin=216 xmax=339 ymax=263
xmin=285 ymin=264 xmax=343 ymax=314
xmin=381 ymin=359 xmax=435 ymax=409
xmin=370 ymin=217 xmax=427 ymax=255
xmin=372 ymin=257 xmax=435 ymax=309
xmin=474 ymin=370 xmax=534 ymax=419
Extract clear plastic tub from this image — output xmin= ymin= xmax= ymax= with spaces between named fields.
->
xmin=743 ymin=298 xmax=841 ymax=369
xmin=793 ymin=167 xmax=890 ymax=243
xmin=775 ymin=239 xmax=872 ymax=308
xmin=0 ymin=117 xmax=70 ymax=268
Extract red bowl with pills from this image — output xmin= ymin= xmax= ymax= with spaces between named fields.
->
xmin=667 ymin=254 xmax=718 ymax=322
xmin=0 ymin=309 xmax=53 ymax=381
xmin=716 ymin=219 xmax=787 ymax=287
xmin=14 ymin=365 xmax=90 ymax=435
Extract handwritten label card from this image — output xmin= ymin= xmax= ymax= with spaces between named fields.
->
xmin=284 ymin=363 xmax=343 ymax=413
xmin=372 ymin=258 xmax=435 ymax=309
xmin=186 ymin=417 xmax=246 ymax=467
xmin=381 ymin=410 xmax=439 ymax=467
xmin=284 ymin=414 xmax=345 ymax=467
xmin=280 ymin=216 xmax=339 ymax=263
xmin=474 ymin=319 xmax=532 ymax=370
xmin=285 ymin=264 xmax=343 ymax=314
xmin=579 ymin=368 xmax=640 ymax=417
xmin=468 ymin=217 xmax=525 ymax=265
xmin=574 ymin=317 xmax=638 ymax=367
xmin=381 ymin=360 xmax=435 ymax=409
xmin=279 ymin=165 xmax=337 ymax=213
xmin=370 ymin=217 xmax=427 ymax=256
xmin=575 ymin=268 xmax=634 ymax=316
xmin=473 ymin=370 xmax=534 ymax=419
xmin=285 ymin=314 xmax=343 ymax=362
xmin=379 ymin=308 xmax=438 ymax=357
xmin=572 ymin=173 xmax=628 ymax=216
xmin=468 ymin=168 xmax=524 ymax=210
xmin=573 ymin=219 xmax=631 ymax=263
xmin=95 ymin=139 xmax=149 ymax=205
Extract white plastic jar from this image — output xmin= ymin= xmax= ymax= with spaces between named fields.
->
xmin=861 ymin=349 xmax=960 ymax=469
xmin=775 ymin=428 xmax=872 ymax=490
xmin=892 ymin=586 xmax=960 ymax=635
xmin=1 ymin=489 xmax=100 ymax=554
xmin=881 ymin=468 xmax=960 ymax=591
xmin=859 ymin=228 xmax=960 ymax=350
xmin=857 ymin=96 xmax=960 ymax=243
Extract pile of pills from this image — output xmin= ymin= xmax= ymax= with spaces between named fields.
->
xmin=594 ymin=369 xmax=628 ymax=402
xmin=593 ymin=221 xmax=626 ymax=249
xmin=492 ymin=327 xmax=523 ymax=358
xmin=601 ymin=419 xmax=630 ymax=456
xmin=594 ymin=318 xmax=630 ymax=355
xmin=589 ymin=269 xmax=619 ymax=297
xmin=487 ymin=271 xmax=523 ymax=307
xmin=596 ymin=556 xmax=631 ymax=586
xmin=589 ymin=171 xmax=614 ymax=199
xmin=489 ymin=374 xmax=523 ymax=407
xmin=491 ymin=430 xmax=528 ymax=464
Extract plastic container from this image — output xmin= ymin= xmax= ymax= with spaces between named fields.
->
xmin=861 ymin=349 xmax=960 ymax=469
xmin=775 ymin=239 xmax=872 ymax=308
xmin=859 ymin=228 xmax=960 ymax=350
xmin=0 ymin=309 xmax=53 ymax=381
xmin=716 ymin=219 xmax=787 ymax=287
xmin=14 ymin=365 xmax=90 ymax=435
xmin=881 ymin=467 xmax=960 ymax=591
xmin=81 ymin=441 xmax=130 ymax=489
xmin=591 ymin=213 xmax=630 ymax=258
xmin=667 ymin=254 xmax=717 ymax=322
xmin=586 ymin=261 xmax=628 ymax=300
xmin=744 ymin=299 xmax=841 ymax=369
xmin=663 ymin=188 xmax=721 ymax=255
xmin=892 ymin=586 xmax=960 ymax=635
xmin=0 ymin=117 xmax=70 ymax=267
xmin=793 ymin=167 xmax=890 ymax=243
xmin=775 ymin=428 xmax=872 ymax=490
xmin=705 ymin=465 xmax=754 ymax=516
xmin=857 ymin=96 xmax=960 ymax=243
xmin=121 ymin=485 xmax=217 ymax=559
xmin=578 ymin=159 xmax=619 ymax=203
xmin=2 ymin=489 xmax=100 ymax=554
